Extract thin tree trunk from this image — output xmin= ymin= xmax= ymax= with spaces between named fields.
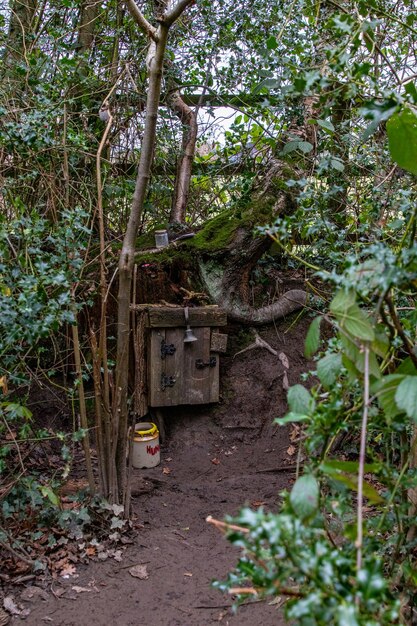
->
xmin=3 ymin=0 xmax=38 ymax=70
xmin=76 ymin=0 xmax=100 ymax=53
xmin=113 ymin=0 xmax=194 ymax=503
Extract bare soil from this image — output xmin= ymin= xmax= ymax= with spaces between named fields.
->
xmin=8 ymin=316 xmax=312 ymax=626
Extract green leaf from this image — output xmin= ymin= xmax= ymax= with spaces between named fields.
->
xmin=40 ymin=486 xmax=60 ymax=507
xmin=282 ymin=140 xmax=313 ymax=155
xmin=320 ymin=459 xmax=380 ymax=474
xmin=340 ymin=335 xmax=380 ymax=379
xmin=317 ymin=353 xmax=342 ymax=387
xmin=3 ymin=403 xmax=32 ymax=419
xmin=290 ymin=474 xmax=319 ymax=520
xmin=339 ymin=304 xmax=375 ymax=341
xmin=387 ymin=107 xmax=417 ymax=175
xmin=373 ymin=374 xmax=405 ymax=420
xmin=304 ymin=316 xmax=322 ymax=358
xmin=342 ymin=354 xmax=360 ymax=383
xmin=274 ymin=412 xmax=310 ymax=425
xmin=330 ymin=158 xmax=345 ymax=172
xmin=330 ymin=289 xmax=356 ymax=315
xmin=266 ymin=35 xmax=278 ymax=50
xmin=371 ymin=329 xmax=390 ymax=358
xmin=287 ymin=384 xmax=315 ymax=414
xmin=328 ymin=472 xmax=383 ymax=504
xmin=405 ymin=81 xmax=417 ymax=104
xmin=336 ymin=604 xmax=359 ymax=626
xmin=317 ymin=118 xmax=335 ymax=133
xmin=395 ymin=376 xmax=417 ymax=421
xmin=298 ymin=141 xmax=314 ymax=154
xmin=396 ymin=357 xmax=417 ymax=375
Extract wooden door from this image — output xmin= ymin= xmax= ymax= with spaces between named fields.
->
xmin=148 ymin=327 xmax=220 ymax=406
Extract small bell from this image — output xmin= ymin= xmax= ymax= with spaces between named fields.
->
xmin=184 ymin=327 xmax=197 ymax=343
xmin=183 ymin=307 xmax=197 ymax=343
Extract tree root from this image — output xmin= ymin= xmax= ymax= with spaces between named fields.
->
xmin=223 ymin=289 xmax=307 ymax=324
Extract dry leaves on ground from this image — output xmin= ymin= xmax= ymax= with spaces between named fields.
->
xmin=286 ymin=445 xmax=296 ymax=457
xmin=129 ymin=564 xmax=149 ymax=580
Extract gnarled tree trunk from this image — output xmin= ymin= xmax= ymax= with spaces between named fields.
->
xmin=167 ymin=89 xmax=198 ymax=224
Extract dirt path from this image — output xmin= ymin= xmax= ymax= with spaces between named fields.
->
xmin=9 ymin=320 xmax=310 ymax=626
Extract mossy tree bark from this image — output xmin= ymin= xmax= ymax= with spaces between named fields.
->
xmin=192 ymin=165 xmax=307 ymax=323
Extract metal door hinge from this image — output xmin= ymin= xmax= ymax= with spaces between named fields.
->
xmin=161 ymin=374 xmax=176 ymax=390
xmin=161 ymin=339 xmax=176 ymax=359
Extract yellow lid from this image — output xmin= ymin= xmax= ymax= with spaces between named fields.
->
xmin=134 ymin=422 xmax=158 ymax=438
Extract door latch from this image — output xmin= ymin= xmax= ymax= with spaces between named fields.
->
xmin=195 ymin=356 xmax=217 ymax=369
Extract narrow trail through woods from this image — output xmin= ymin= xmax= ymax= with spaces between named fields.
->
xmin=11 ymin=320 xmax=311 ymax=626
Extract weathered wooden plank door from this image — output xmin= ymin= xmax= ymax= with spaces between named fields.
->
xmin=148 ymin=327 xmax=220 ymax=406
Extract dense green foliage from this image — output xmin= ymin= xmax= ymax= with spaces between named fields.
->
xmin=2 ymin=0 xmax=417 ymax=621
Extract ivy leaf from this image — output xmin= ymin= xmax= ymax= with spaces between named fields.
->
xmin=387 ymin=107 xmax=417 ymax=175
xmin=266 ymin=35 xmax=278 ymax=50
xmin=336 ymin=603 xmax=360 ymax=626
xmin=290 ymin=474 xmax=319 ymax=520
xmin=287 ymin=384 xmax=315 ymax=414
xmin=317 ymin=353 xmax=342 ymax=387
xmin=40 ymin=486 xmax=60 ymax=507
xmin=330 ymin=158 xmax=345 ymax=172
xmin=395 ymin=376 xmax=417 ymax=421
xmin=304 ymin=316 xmax=322 ymax=358
xmin=282 ymin=140 xmax=313 ymax=155
xmin=317 ymin=118 xmax=335 ymax=133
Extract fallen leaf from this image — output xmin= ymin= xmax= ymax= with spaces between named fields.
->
xmin=0 ymin=376 xmax=8 ymax=394
xmin=71 ymin=586 xmax=91 ymax=594
xmin=112 ymin=550 xmax=123 ymax=562
xmin=290 ymin=424 xmax=301 ymax=442
xmin=3 ymin=597 xmax=29 ymax=618
xmin=52 ymin=587 xmax=66 ymax=598
xmin=85 ymin=546 xmax=97 ymax=557
xmin=251 ymin=500 xmax=267 ymax=507
xmin=111 ymin=504 xmax=124 ymax=516
xmin=20 ymin=587 xmax=49 ymax=602
xmin=211 ymin=458 xmax=221 ymax=465
xmin=162 ymin=467 xmax=171 ymax=475
xmin=282 ymin=371 xmax=289 ymax=391
xmin=129 ymin=564 xmax=149 ymax=580
xmin=60 ymin=564 xmax=77 ymax=578
xmin=279 ymin=352 xmax=290 ymax=369
xmin=286 ymin=445 xmax=296 ymax=457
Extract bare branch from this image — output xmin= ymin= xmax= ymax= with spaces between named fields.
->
xmin=124 ymin=0 xmax=158 ymax=40
xmin=164 ymin=0 xmax=194 ymax=26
